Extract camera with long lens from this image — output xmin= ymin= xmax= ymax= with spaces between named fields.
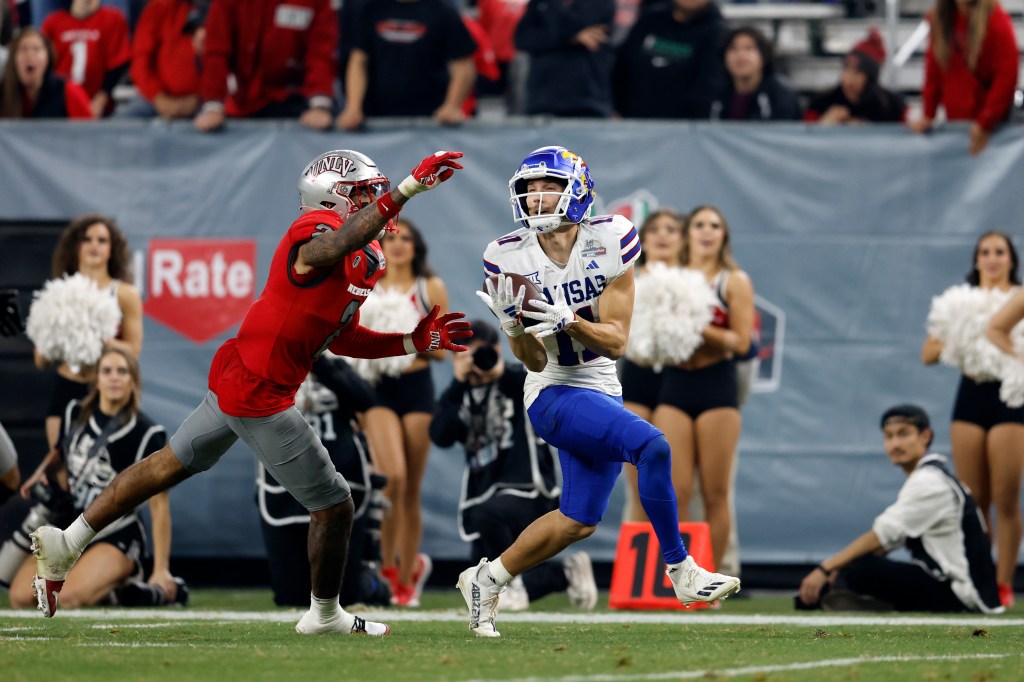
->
xmin=472 ymin=345 xmax=499 ymax=372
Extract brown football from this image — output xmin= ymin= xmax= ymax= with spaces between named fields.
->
xmin=483 ymin=272 xmax=545 ymax=327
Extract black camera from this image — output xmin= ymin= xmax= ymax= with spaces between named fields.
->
xmin=472 ymin=345 xmax=499 ymax=371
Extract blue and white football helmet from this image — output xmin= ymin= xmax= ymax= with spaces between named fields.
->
xmin=509 ymin=146 xmax=595 ymax=233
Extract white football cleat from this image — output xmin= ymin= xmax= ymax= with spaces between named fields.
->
xmin=500 ymin=576 xmax=529 ymax=612
xmin=667 ymin=556 xmax=740 ymax=605
xmin=295 ymin=610 xmax=390 ymax=636
xmin=456 ymin=558 xmax=503 ymax=638
xmin=563 ymin=551 xmax=598 ymax=610
xmin=30 ymin=526 xmax=81 ymax=618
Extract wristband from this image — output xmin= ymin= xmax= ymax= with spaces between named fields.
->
xmin=376 ymin=192 xmax=401 ymax=220
xmin=402 ymin=334 xmax=417 ymax=355
xmin=397 ymin=175 xmax=423 ymax=199
xmin=501 ymin=320 xmax=525 ymax=338
xmin=816 ymin=564 xmax=832 ymax=576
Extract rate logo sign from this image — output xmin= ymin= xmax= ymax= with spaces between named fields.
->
xmin=143 ymin=239 xmax=256 ymax=344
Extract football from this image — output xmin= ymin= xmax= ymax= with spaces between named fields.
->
xmin=483 ymin=272 xmax=545 ymax=327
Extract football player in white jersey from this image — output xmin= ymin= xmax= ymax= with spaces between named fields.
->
xmin=460 ymin=146 xmax=740 ymax=637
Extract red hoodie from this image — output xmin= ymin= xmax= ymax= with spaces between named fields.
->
xmin=130 ymin=0 xmax=200 ymax=101
xmin=922 ymin=4 xmax=1019 ymax=131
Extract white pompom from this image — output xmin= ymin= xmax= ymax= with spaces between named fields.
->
xmin=997 ymin=332 xmax=1024 ymax=408
xmin=339 ymin=288 xmax=419 ymax=384
xmin=25 ymin=273 xmax=122 ymax=374
xmin=627 ymin=264 xmax=715 ymax=370
xmin=926 ymin=285 xmax=1020 ymax=382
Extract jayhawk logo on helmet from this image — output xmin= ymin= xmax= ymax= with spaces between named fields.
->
xmin=508 ymin=146 xmax=596 ymax=233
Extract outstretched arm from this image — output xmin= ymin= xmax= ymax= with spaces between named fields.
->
xmin=296 ymin=151 xmax=464 ymax=271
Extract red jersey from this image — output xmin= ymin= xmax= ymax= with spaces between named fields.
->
xmin=41 ymin=7 xmax=131 ymax=99
xmin=130 ymin=0 xmax=201 ymax=101
xmin=923 ymin=5 xmax=1019 ymax=131
xmin=209 ymin=210 xmax=386 ymax=417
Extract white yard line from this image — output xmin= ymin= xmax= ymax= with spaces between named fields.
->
xmin=2 ymin=609 xmax=1024 ymax=628
xmin=467 ymin=654 xmax=1015 ymax=682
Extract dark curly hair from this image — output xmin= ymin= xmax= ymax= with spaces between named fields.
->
xmin=52 ymin=214 xmax=134 ymax=283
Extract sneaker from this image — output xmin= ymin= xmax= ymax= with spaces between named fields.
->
xmin=563 ymin=552 xmax=598 ymax=610
xmin=381 ymin=565 xmax=399 ymax=595
xmin=171 ymin=577 xmax=189 ymax=606
xmin=500 ymin=576 xmax=529 ymax=612
xmin=391 ymin=582 xmax=414 ymax=607
xmin=295 ymin=609 xmax=391 ymax=636
xmin=821 ymin=589 xmax=893 ymax=612
xmin=456 ymin=558 xmax=503 ymax=638
xmin=667 ymin=556 xmax=741 ymax=605
xmin=998 ymin=583 xmax=1015 ymax=608
xmin=29 ymin=526 xmax=82 ymax=618
xmin=410 ymin=553 xmax=433 ymax=606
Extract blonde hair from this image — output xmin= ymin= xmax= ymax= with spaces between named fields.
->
xmin=680 ymin=205 xmax=739 ymax=271
xmin=931 ymin=0 xmax=994 ymax=70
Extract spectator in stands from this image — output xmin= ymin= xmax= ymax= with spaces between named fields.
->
xmin=513 ymin=0 xmax=614 ymax=118
xmin=460 ymin=11 xmax=501 ymax=118
xmin=0 ymin=26 xmax=93 ymax=118
xmin=796 ymin=405 xmax=1003 ymax=613
xmin=710 ymin=26 xmax=801 ymax=121
xmin=34 ymin=215 xmax=142 ymax=450
xmin=908 ymin=0 xmax=1019 ymax=156
xmin=922 ymin=231 xmax=1023 ymax=608
xmin=336 ymin=0 xmax=476 ymax=130
xmin=41 ymin=0 xmax=130 ymax=118
xmin=474 ymin=0 xmax=528 ymax=97
xmin=613 ymin=0 xmax=727 ymax=119
xmin=257 ymin=358 xmax=391 ymax=608
xmin=430 ymin=319 xmax=598 ymax=612
xmin=195 ymin=0 xmax=337 ymax=132
xmin=117 ymin=0 xmax=204 ymax=119
xmin=9 ymin=348 xmax=188 ymax=610
xmin=804 ymin=29 xmax=906 ymax=125
xmin=358 ymin=218 xmax=451 ymax=606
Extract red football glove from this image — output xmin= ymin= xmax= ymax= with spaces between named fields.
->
xmin=405 ymin=305 xmax=472 ymax=353
xmin=396 ymin=151 xmax=464 ymax=198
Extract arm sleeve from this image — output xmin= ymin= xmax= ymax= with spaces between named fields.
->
xmin=104 ymin=9 xmax=132 ymax=72
xmin=199 ymin=0 xmax=233 ymax=103
xmin=871 ymin=470 xmax=952 ymax=551
xmin=302 ymin=0 xmax=339 ymax=101
xmin=428 ymin=380 xmax=470 ymax=447
xmin=975 ymin=9 xmax=1019 ymax=131
xmin=312 ymin=356 xmax=376 ymax=413
xmin=328 ymin=317 xmax=408 ymax=358
xmin=129 ymin=3 xmax=163 ymax=101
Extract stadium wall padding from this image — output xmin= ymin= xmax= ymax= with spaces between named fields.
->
xmin=2 ymin=120 xmax=1024 ymax=563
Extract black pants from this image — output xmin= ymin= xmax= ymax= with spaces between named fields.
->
xmin=838 ymin=555 xmax=968 ymax=612
xmin=466 ymin=492 xmax=567 ymax=601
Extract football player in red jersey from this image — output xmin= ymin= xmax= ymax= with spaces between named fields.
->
xmin=28 ymin=150 xmax=468 ymax=637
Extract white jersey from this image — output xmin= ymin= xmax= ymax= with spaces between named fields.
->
xmin=483 ymin=214 xmax=641 ymax=407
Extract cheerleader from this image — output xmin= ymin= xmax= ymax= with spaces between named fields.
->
xmin=922 ymin=231 xmax=1023 ymax=607
xmin=658 ymin=206 xmax=754 ymax=570
xmin=361 ymin=217 xmax=449 ymax=606
xmin=34 ymin=215 xmax=143 ymax=450
xmin=620 ymin=209 xmax=685 ymax=523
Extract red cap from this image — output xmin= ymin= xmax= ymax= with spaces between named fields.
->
xmin=851 ymin=28 xmax=886 ymax=66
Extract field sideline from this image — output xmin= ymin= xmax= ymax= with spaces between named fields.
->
xmin=3 ymin=591 xmax=1024 ymax=681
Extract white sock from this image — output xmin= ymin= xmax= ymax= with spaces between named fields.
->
xmin=64 ymin=515 xmax=96 ymax=554
xmin=310 ymin=594 xmax=355 ymax=629
xmin=478 ymin=557 xmax=514 ymax=588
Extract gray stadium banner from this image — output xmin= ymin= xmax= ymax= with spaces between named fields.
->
xmin=2 ymin=120 xmax=1024 ymax=563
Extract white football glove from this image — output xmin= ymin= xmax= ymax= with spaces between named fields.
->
xmin=523 ymin=298 xmax=577 ymax=339
xmin=475 ymin=273 xmax=526 ymax=337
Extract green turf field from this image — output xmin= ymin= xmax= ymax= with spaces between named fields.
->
xmin=3 ymin=590 xmax=1023 ymax=681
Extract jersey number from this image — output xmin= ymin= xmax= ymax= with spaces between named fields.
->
xmin=313 ymin=299 xmax=361 ymax=359
xmin=70 ymin=40 xmax=88 ymax=85
xmin=555 ymin=305 xmax=598 ymax=366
